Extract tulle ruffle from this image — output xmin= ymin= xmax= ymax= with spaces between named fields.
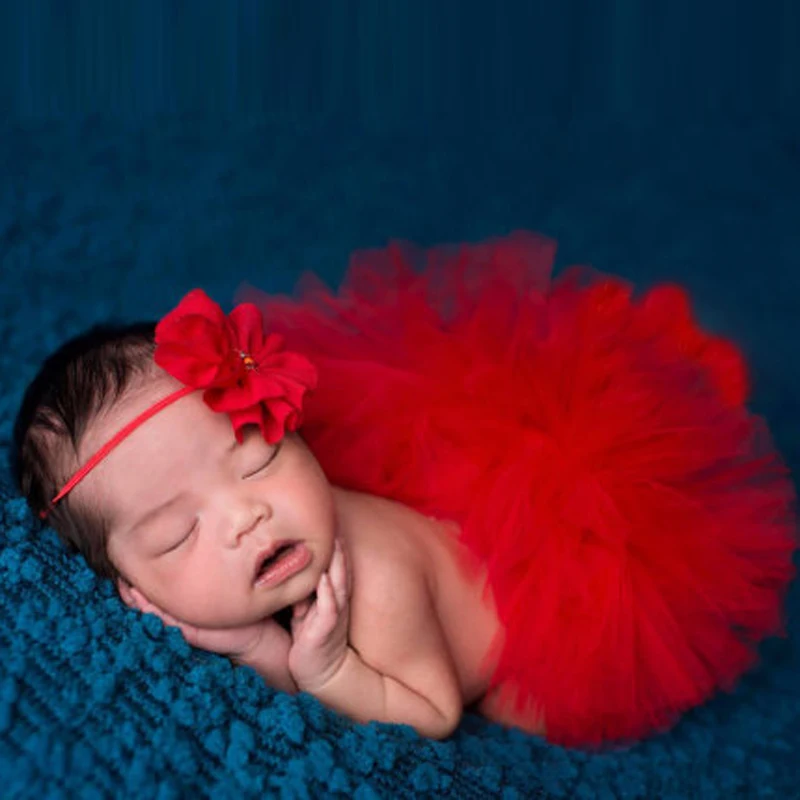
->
xmin=243 ymin=231 xmax=797 ymax=746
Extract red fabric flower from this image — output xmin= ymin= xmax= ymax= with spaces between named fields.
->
xmin=154 ymin=289 xmax=318 ymax=443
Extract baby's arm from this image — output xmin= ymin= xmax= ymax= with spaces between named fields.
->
xmin=119 ymin=581 xmax=297 ymax=694
xmin=290 ymin=541 xmax=463 ymax=739
xmin=307 ymin=610 xmax=462 ymax=739
xmin=231 ymin=636 xmax=297 ymax=695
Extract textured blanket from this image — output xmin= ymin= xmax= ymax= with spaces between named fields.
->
xmin=0 ymin=116 xmax=798 ymax=798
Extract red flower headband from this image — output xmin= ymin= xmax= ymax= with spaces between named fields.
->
xmin=41 ymin=289 xmax=317 ymax=518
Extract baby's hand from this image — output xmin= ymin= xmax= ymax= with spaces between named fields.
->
xmin=120 ymin=584 xmax=291 ymax=664
xmin=288 ymin=538 xmax=351 ymax=692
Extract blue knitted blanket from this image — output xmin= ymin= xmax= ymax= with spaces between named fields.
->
xmin=1 ymin=117 xmax=798 ymax=798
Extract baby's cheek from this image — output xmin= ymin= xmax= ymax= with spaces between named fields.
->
xmin=173 ymin=591 xmax=242 ymax=629
xmin=155 ymin=570 xmax=236 ymax=627
xmin=304 ymin=477 xmax=337 ymax=532
xmin=278 ymin=474 xmax=335 ymax=539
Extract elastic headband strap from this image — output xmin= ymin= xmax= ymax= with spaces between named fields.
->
xmin=40 ymin=385 xmax=194 ymax=520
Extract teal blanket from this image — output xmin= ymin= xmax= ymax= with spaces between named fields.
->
xmin=1 ymin=117 xmax=798 ymax=798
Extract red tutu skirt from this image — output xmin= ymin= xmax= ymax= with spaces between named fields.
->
xmin=243 ymin=231 xmax=797 ymax=747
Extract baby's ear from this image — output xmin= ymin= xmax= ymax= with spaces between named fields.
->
xmin=116 ymin=577 xmax=143 ymax=611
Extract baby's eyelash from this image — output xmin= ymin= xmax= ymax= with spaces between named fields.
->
xmin=243 ymin=440 xmax=282 ymax=479
xmin=163 ymin=519 xmax=197 ymax=555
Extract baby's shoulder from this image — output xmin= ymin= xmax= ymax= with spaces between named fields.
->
xmin=334 ymin=488 xmax=433 ymax=584
xmin=334 ymin=489 xmax=446 ymax=664
xmin=335 ymin=489 xmax=455 ymax=627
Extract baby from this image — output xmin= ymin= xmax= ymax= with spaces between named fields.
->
xmin=11 ymin=303 xmax=516 ymax=741
xmin=12 ymin=232 xmax=797 ymax=747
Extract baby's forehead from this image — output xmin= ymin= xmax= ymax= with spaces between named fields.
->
xmin=79 ymin=373 xmax=181 ymax=456
xmin=83 ymin=385 xmax=230 ymax=523
xmin=80 ymin=378 xmax=228 ymax=479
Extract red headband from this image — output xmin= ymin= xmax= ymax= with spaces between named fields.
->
xmin=41 ymin=289 xmax=318 ymax=519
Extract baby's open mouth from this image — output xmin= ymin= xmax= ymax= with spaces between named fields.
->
xmin=256 ymin=543 xmax=294 ymax=575
xmin=254 ymin=542 xmax=311 ymax=587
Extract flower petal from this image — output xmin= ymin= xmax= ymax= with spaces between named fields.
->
xmin=260 ymin=399 xmax=298 ymax=443
xmin=229 ymin=302 xmax=267 ymax=357
xmin=256 ymin=345 xmax=319 ymax=387
xmin=157 ymin=288 xmax=318 ymax=444
xmin=155 ymin=290 xmax=235 ymax=387
xmin=223 ymin=404 xmax=266 ymax=443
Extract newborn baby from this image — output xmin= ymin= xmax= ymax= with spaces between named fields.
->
xmin=103 ymin=376 xmax=505 ymax=739
xmin=15 ymin=232 xmax=795 ymax=746
xmin=12 ymin=304 xmax=517 ymax=740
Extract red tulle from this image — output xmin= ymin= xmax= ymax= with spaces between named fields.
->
xmin=242 ymin=231 xmax=797 ymax=747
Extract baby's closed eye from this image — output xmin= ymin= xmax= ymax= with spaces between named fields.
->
xmin=161 ymin=519 xmax=198 ymax=555
xmin=241 ymin=438 xmax=282 ymax=479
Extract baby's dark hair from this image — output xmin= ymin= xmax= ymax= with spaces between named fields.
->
xmin=11 ymin=322 xmax=157 ymax=581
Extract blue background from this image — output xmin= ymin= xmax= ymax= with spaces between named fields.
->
xmin=0 ymin=2 xmax=798 ymax=797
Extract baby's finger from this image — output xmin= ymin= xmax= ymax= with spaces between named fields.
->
xmin=140 ymin=605 xmax=197 ymax=646
xmin=156 ymin=609 xmax=182 ymax=629
xmin=131 ymin=590 xmax=172 ymax=623
xmin=346 ymin=547 xmax=353 ymax=599
xmin=290 ymin=609 xmax=305 ymax=637
xmin=291 ymin=595 xmax=319 ymax=638
xmin=329 ymin=541 xmax=348 ymax=610
xmin=175 ymin=623 xmax=204 ymax=649
xmin=139 ymin=598 xmax=173 ymax=625
xmin=293 ymin=599 xmax=312 ymax=620
xmin=315 ymin=573 xmax=337 ymax=624
xmin=134 ymin=597 xmax=196 ymax=643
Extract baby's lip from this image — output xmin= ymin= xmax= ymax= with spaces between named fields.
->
xmin=253 ymin=540 xmax=295 ymax=583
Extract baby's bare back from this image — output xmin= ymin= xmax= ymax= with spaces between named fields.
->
xmin=333 ymin=488 xmax=501 ymax=709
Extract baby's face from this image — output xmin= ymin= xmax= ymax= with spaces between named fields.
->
xmin=77 ymin=376 xmax=337 ymax=629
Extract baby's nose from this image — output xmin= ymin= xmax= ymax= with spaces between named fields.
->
xmin=230 ymin=503 xmax=271 ymax=544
